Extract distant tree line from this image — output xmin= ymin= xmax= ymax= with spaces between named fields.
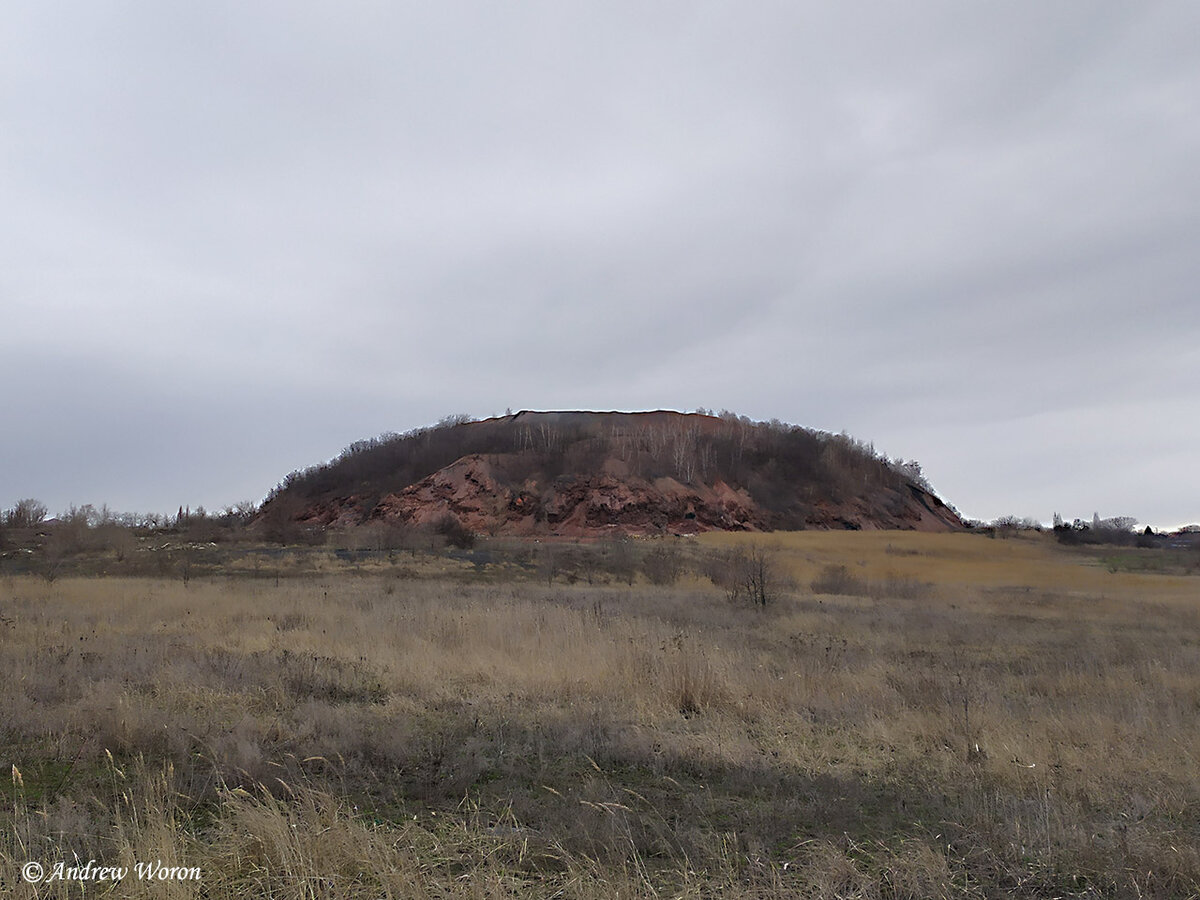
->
xmin=0 ymin=497 xmax=259 ymax=553
xmin=964 ymin=512 xmax=1148 ymax=546
xmin=1052 ymin=512 xmax=1141 ymax=546
xmin=0 ymin=496 xmax=267 ymax=581
xmin=1 ymin=499 xmax=259 ymax=535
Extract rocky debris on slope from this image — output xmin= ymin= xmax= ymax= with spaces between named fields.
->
xmin=356 ymin=454 xmax=960 ymax=538
xmin=366 ymin=455 xmax=766 ymax=537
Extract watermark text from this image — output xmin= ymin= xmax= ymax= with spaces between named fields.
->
xmin=21 ymin=859 xmax=201 ymax=883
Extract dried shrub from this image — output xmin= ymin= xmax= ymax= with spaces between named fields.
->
xmin=810 ymin=563 xmax=866 ymax=595
xmin=434 ymin=513 xmax=476 ymax=550
xmin=641 ymin=545 xmax=682 ymax=585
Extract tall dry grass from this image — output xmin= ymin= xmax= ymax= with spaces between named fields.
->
xmin=1 ymin=532 xmax=1199 ymax=897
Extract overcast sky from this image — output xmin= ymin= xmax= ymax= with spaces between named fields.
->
xmin=3 ymin=2 xmax=1197 ymax=528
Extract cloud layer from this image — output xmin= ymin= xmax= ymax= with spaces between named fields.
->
xmin=3 ymin=2 xmax=1197 ymax=526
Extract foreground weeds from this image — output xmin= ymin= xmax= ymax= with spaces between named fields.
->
xmin=1 ymin=535 xmax=1199 ymax=897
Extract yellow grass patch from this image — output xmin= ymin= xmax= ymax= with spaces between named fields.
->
xmin=698 ymin=529 xmax=1198 ymax=598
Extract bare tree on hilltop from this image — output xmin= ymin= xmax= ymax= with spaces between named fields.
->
xmin=4 ymin=498 xmax=48 ymax=529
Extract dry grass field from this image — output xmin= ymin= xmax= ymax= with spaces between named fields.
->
xmin=2 ymin=531 xmax=1199 ymax=897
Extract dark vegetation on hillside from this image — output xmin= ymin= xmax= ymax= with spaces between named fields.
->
xmin=260 ymin=410 xmax=954 ymax=534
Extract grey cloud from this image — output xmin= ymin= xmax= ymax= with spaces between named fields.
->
xmin=2 ymin=2 xmax=1197 ymax=527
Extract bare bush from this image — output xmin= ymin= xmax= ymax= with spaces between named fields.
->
xmin=810 ymin=563 xmax=867 ymax=596
xmin=709 ymin=544 xmax=780 ymax=607
xmin=260 ymin=495 xmax=324 ymax=545
xmin=535 ymin=542 xmax=561 ymax=585
xmin=641 ymin=544 xmax=683 ymax=585
xmin=95 ymin=523 xmax=138 ymax=561
xmin=601 ymin=534 xmax=636 ymax=586
xmin=4 ymin=497 xmax=48 ymax=528
xmin=434 ymin=513 xmax=476 ymax=549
